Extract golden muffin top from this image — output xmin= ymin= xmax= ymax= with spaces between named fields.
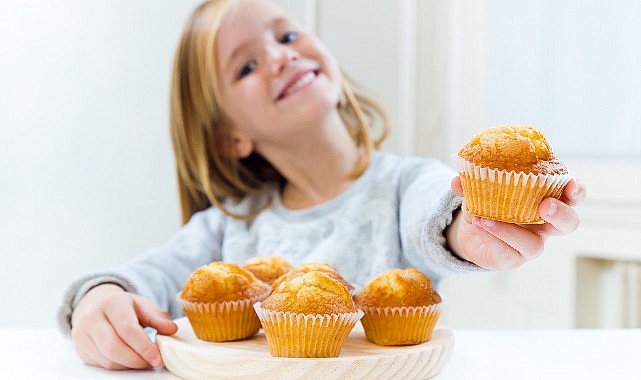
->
xmin=355 ymin=268 xmax=441 ymax=308
xmin=271 ymin=262 xmax=354 ymax=293
xmin=242 ymin=256 xmax=294 ymax=285
xmin=261 ymin=271 xmax=358 ymax=315
xmin=181 ymin=261 xmax=270 ymax=303
xmin=457 ymin=125 xmax=568 ymax=175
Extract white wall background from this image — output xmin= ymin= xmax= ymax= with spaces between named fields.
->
xmin=0 ymin=0 xmax=200 ymax=327
xmin=485 ymin=0 xmax=641 ymax=160
xmin=1 ymin=0 xmax=640 ymax=328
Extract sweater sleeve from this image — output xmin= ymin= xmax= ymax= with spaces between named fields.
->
xmin=398 ymin=158 xmax=487 ymax=284
xmin=57 ymin=207 xmax=225 ymax=336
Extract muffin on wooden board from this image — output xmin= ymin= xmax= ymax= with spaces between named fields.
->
xmin=457 ymin=125 xmax=571 ymax=224
xmin=271 ymin=262 xmax=355 ymax=295
xmin=178 ymin=261 xmax=271 ymax=342
xmin=355 ymin=268 xmax=442 ymax=346
xmin=254 ymin=270 xmax=363 ymax=357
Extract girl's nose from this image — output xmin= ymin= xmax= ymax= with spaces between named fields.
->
xmin=265 ymin=44 xmax=299 ymax=74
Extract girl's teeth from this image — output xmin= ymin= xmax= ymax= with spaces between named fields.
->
xmin=285 ymin=72 xmax=315 ymax=95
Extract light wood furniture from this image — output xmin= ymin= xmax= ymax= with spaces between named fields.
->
xmin=157 ymin=318 xmax=454 ymax=380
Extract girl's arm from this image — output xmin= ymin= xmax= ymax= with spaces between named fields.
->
xmin=398 ymin=158 xmax=488 ymax=285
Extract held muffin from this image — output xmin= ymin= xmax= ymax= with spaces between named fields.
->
xmin=178 ymin=262 xmax=271 ymax=342
xmin=457 ymin=125 xmax=571 ymax=224
xmin=355 ymin=268 xmax=442 ymax=346
xmin=271 ymin=262 xmax=355 ymax=295
xmin=242 ymin=256 xmax=294 ymax=285
xmin=254 ymin=270 xmax=363 ymax=357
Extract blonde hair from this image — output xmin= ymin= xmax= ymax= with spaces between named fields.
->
xmin=170 ymin=0 xmax=390 ymax=224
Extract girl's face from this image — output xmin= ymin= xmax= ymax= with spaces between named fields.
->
xmin=214 ymin=0 xmax=343 ymax=153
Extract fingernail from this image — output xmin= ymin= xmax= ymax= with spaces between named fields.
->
xmin=151 ymin=357 xmax=163 ymax=369
xmin=544 ymin=201 xmax=557 ymax=218
xmin=569 ymin=179 xmax=584 ymax=199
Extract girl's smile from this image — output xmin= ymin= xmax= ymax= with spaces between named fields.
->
xmin=276 ymin=68 xmax=319 ymax=101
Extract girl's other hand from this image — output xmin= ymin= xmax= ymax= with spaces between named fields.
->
xmin=70 ymin=284 xmax=178 ymax=370
xmin=447 ymin=177 xmax=586 ymax=270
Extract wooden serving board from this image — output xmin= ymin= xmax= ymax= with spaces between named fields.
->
xmin=157 ymin=317 xmax=454 ymax=380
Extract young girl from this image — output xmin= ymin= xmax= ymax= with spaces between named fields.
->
xmin=59 ymin=0 xmax=585 ymax=370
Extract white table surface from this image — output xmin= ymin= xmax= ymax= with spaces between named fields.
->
xmin=1 ymin=327 xmax=639 ymax=379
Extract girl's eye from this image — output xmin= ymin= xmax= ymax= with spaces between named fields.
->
xmin=279 ymin=31 xmax=298 ymax=44
xmin=238 ymin=61 xmax=256 ymax=79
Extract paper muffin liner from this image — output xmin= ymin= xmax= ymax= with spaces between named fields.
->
xmin=358 ymin=302 xmax=443 ymax=346
xmin=178 ymin=289 xmax=270 ymax=342
xmin=253 ymin=302 xmax=364 ymax=358
xmin=456 ymin=158 xmax=571 ymax=224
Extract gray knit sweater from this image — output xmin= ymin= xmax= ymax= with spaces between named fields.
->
xmin=58 ymin=152 xmax=483 ymax=334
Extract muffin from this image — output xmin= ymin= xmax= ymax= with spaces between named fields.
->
xmin=253 ymin=270 xmax=363 ymax=357
xmin=355 ymin=268 xmax=442 ymax=346
xmin=457 ymin=125 xmax=571 ymax=224
xmin=272 ymin=262 xmax=355 ymax=295
xmin=242 ymin=256 xmax=294 ymax=285
xmin=178 ymin=261 xmax=271 ymax=342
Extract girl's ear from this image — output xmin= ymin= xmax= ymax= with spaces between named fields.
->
xmin=228 ymin=129 xmax=254 ymax=159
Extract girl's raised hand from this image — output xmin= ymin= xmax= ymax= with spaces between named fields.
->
xmin=70 ymin=284 xmax=178 ymax=370
xmin=447 ymin=177 xmax=586 ymax=270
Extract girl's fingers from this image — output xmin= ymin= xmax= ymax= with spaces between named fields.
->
xmin=135 ymin=298 xmax=178 ymax=336
xmin=559 ymin=178 xmax=587 ymax=206
xmin=471 ymin=217 xmax=545 ymax=269
xmin=92 ymin=316 xmax=151 ymax=370
xmin=73 ymin=332 xmax=104 ymax=368
xmin=73 ymin=319 xmax=134 ymax=370
xmin=450 ymin=176 xmax=463 ymax=196
xmin=105 ymin=301 xmax=163 ymax=369
xmin=465 ymin=221 xmax=524 ymax=270
xmin=538 ymin=197 xmax=580 ymax=235
xmin=86 ymin=337 xmax=130 ymax=371
xmin=70 ymin=285 xmax=175 ymax=370
xmin=132 ymin=298 xmax=178 ymax=367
